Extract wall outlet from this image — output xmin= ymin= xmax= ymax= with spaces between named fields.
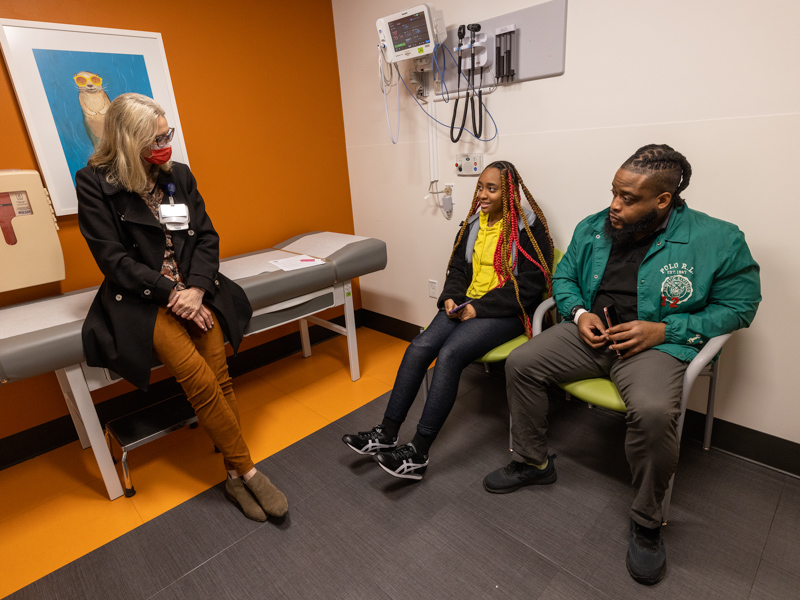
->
xmin=428 ymin=279 xmax=438 ymax=298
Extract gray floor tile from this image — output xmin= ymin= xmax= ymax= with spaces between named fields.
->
xmin=562 ymin=500 xmax=762 ymax=600
xmin=761 ymin=479 xmax=800 ymax=576
xmin=336 ymin=577 xmax=395 ymax=600
xmin=10 ymin=483 xmax=268 ymax=600
xmin=455 ymin=456 xmax=616 ymax=567
xmin=536 ymin=570 xmax=614 ymax=600
xmin=668 ymin=445 xmax=783 ymax=547
xmin=749 ymin=560 xmax=800 ymax=600
xmin=147 ymin=528 xmax=291 ymax=600
xmin=376 ymin=502 xmax=560 ymax=600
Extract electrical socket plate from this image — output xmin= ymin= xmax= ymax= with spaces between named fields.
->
xmin=428 ymin=279 xmax=438 ymax=297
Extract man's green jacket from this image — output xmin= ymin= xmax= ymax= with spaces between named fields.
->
xmin=554 ymin=203 xmax=761 ymax=363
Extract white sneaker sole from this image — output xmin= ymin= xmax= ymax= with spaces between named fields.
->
xmin=377 ymin=460 xmax=426 ymax=480
xmin=345 ymin=441 xmax=397 ymax=456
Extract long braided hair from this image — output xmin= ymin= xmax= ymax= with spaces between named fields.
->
xmin=446 ymin=161 xmax=554 ymax=337
xmin=621 ymin=144 xmax=692 ymax=207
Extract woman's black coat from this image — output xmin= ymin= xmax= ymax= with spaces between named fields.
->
xmin=76 ymin=162 xmax=252 ymax=390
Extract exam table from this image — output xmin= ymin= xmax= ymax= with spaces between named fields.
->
xmin=0 ymin=231 xmax=387 ymax=499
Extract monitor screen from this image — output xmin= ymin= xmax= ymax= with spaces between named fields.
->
xmin=388 ymin=12 xmax=431 ymax=52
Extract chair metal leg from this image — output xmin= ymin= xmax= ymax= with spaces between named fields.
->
xmin=703 ymin=361 xmax=720 ymax=450
xmin=508 ymin=414 xmax=513 ymax=452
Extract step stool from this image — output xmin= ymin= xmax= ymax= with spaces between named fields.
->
xmin=104 ymin=395 xmax=198 ymax=497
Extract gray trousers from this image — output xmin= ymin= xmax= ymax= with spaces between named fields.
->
xmin=506 ymin=323 xmax=687 ymax=528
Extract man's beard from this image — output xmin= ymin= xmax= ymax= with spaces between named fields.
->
xmin=604 ymin=209 xmax=659 ymax=246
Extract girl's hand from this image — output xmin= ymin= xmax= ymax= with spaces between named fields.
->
xmin=444 ymin=299 xmax=459 ymax=319
xmin=458 ymin=304 xmax=477 ymax=321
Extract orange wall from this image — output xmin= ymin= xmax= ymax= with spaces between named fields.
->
xmin=0 ymin=0 xmax=356 ymax=439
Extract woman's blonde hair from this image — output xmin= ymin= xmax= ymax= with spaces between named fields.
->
xmin=87 ymin=93 xmax=171 ymax=194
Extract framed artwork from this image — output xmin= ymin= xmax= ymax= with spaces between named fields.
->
xmin=0 ymin=20 xmax=189 ymax=215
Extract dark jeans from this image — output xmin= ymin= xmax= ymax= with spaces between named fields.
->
xmin=384 ymin=309 xmax=524 ymax=441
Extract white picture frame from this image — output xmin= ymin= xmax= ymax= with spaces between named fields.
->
xmin=0 ymin=19 xmax=189 ymax=216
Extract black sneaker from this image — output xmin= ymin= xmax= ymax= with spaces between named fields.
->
xmin=342 ymin=425 xmax=398 ymax=455
xmin=374 ymin=443 xmax=428 ymax=480
xmin=483 ymin=455 xmax=557 ymax=493
xmin=626 ymin=519 xmax=666 ymax=585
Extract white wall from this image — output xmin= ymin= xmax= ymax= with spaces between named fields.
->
xmin=332 ymin=0 xmax=800 ymax=444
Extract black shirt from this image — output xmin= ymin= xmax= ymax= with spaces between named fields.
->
xmin=591 ymin=229 xmax=660 ymax=324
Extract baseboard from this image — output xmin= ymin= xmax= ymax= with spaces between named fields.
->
xmin=682 ymin=410 xmax=800 ymax=477
xmin=0 ymin=311 xmax=365 ymax=471
xmin=359 ymin=309 xmax=421 ymax=342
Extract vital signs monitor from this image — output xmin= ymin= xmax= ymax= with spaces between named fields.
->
xmin=376 ymin=4 xmax=444 ymax=63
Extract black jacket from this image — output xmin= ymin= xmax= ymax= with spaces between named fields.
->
xmin=437 ymin=210 xmax=552 ymax=319
xmin=76 ymin=162 xmax=252 ymax=390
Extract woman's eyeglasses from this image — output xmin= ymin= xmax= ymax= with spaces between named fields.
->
xmin=154 ymin=128 xmax=175 ymax=148
xmin=74 ymin=74 xmax=102 ymax=87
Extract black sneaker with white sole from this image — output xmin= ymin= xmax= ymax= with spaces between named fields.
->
xmin=374 ymin=443 xmax=428 ymax=480
xmin=342 ymin=425 xmax=398 ymax=455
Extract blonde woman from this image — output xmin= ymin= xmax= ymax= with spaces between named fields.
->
xmin=76 ymin=93 xmax=286 ymax=521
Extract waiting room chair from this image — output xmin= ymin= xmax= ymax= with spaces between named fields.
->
xmin=529 ymin=295 xmax=731 ymax=524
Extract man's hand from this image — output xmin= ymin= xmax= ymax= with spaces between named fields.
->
xmin=606 ymin=321 xmax=666 ymax=359
xmin=577 ymin=312 xmax=608 ymax=349
xmin=167 ymin=286 xmax=206 ymax=320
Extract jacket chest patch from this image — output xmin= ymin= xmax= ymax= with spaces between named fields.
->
xmin=659 ymin=262 xmax=694 ymax=308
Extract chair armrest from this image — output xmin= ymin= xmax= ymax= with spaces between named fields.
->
xmin=678 ymin=332 xmax=733 ymax=429
xmin=532 ymin=297 xmax=557 ymax=336
xmin=684 ymin=333 xmax=732 ymax=389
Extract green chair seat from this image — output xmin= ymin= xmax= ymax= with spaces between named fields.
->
xmin=558 ymin=379 xmax=626 ymax=412
xmin=476 ymin=334 xmax=529 ymax=363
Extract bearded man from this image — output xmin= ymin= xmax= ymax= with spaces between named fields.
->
xmin=482 ymin=144 xmax=761 ymax=585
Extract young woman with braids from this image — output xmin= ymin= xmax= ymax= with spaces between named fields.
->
xmin=342 ymin=161 xmax=554 ymax=480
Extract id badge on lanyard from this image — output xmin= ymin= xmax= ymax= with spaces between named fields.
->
xmin=157 ymin=183 xmax=189 ymax=231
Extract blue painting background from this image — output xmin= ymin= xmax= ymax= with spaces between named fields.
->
xmin=32 ymin=49 xmax=153 ymax=185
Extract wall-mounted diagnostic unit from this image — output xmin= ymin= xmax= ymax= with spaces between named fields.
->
xmin=0 ymin=170 xmax=64 ymax=293
xmin=377 ymin=4 xmax=445 ymax=63
xmin=435 ymin=0 xmax=567 ymax=94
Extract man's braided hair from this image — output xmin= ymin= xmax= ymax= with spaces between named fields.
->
xmin=621 ymin=144 xmax=692 ymax=207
